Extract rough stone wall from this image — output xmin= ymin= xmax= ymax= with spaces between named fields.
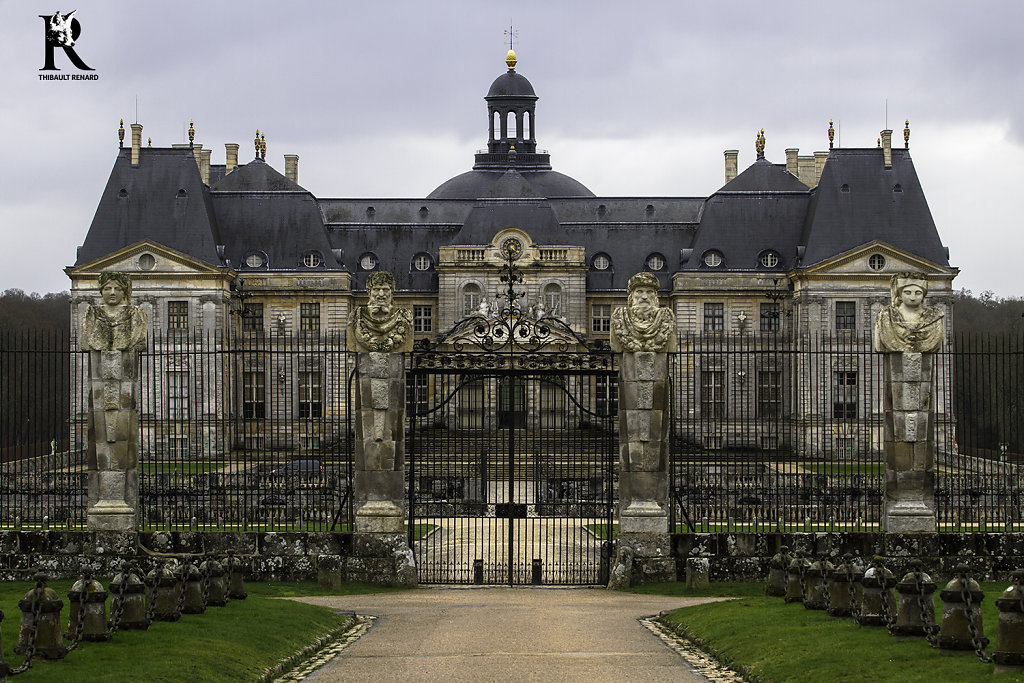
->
xmin=0 ymin=530 xmax=414 ymax=587
xmin=671 ymin=532 xmax=1024 ymax=583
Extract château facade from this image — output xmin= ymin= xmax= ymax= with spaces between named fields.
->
xmin=66 ymin=50 xmax=957 ymax=459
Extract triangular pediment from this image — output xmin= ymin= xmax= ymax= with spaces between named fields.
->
xmin=67 ymin=240 xmax=228 ymax=277
xmin=801 ymin=240 xmax=956 ymax=277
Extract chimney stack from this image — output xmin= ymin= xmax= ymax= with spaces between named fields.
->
xmin=880 ymin=129 xmax=893 ymax=168
xmin=724 ymin=150 xmax=738 ymax=183
xmin=785 ymin=148 xmax=799 ymax=176
xmin=814 ymin=151 xmax=828 ymax=185
xmin=130 ymin=123 xmax=143 ymax=166
xmin=200 ymin=148 xmax=212 ymax=185
xmin=225 ymin=143 xmax=239 ymax=174
xmin=284 ymin=154 xmax=299 ymax=185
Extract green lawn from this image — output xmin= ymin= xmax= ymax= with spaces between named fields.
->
xmin=0 ymin=580 xmax=405 ymax=682
xmin=804 ymin=463 xmax=884 ymax=476
xmin=649 ymin=580 xmax=1019 ymax=682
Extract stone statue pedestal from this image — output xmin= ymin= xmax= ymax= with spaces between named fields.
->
xmin=86 ymin=350 xmax=140 ymax=532
xmin=882 ymin=352 xmax=936 ymax=533
xmin=618 ymin=351 xmax=670 ymax=534
xmin=353 ymin=352 xmax=407 ymax=534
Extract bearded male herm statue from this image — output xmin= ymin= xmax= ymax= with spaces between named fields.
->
xmin=610 ymin=272 xmax=678 ymax=353
xmin=347 ymin=271 xmax=413 ymax=353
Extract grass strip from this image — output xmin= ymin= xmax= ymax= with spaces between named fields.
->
xmin=651 ymin=581 xmax=1024 ymax=682
xmin=0 ymin=580 xmax=404 ymax=682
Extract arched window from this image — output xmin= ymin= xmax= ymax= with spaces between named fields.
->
xmin=507 ymin=111 xmax=518 ymax=140
xmin=412 ymin=253 xmax=432 ymax=271
xmin=303 ymin=251 xmax=322 ymax=268
xmin=462 ymin=283 xmax=481 ymax=316
xmin=524 ymin=111 xmax=532 ymax=140
xmin=543 ymin=284 xmax=562 ymax=315
xmin=359 ymin=253 xmax=377 ymax=271
xmin=492 ymin=111 xmax=501 ymax=142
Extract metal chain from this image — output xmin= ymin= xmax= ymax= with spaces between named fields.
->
xmin=960 ymin=574 xmax=992 ymax=663
xmin=847 ymin=563 xmax=860 ymax=621
xmin=225 ymin=554 xmax=235 ymax=598
xmin=797 ymin=558 xmax=808 ymax=601
xmin=106 ymin=569 xmax=128 ymax=638
xmin=879 ymin=575 xmax=896 ymax=634
xmin=820 ymin=565 xmax=831 ymax=608
xmin=914 ymin=573 xmax=939 ymax=648
xmin=175 ymin=564 xmax=187 ymax=618
xmin=65 ymin=575 xmax=89 ymax=652
xmin=10 ymin=581 xmax=44 ymax=675
xmin=200 ymin=559 xmax=212 ymax=609
xmin=142 ymin=565 xmax=156 ymax=626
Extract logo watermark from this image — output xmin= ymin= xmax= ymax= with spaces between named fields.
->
xmin=39 ymin=10 xmax=98 ymax=80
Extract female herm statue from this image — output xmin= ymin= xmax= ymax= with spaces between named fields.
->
xmin=873 ymin=272 xmax=944 ymax=353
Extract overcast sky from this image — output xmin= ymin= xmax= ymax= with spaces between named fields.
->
xmin=1 ymin=1 xmax=1021 ymax=296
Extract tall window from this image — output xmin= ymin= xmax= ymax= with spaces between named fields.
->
xmin=543 ymin=284 xmax=561 ymax=315
xmin=595 ymin=375 xmax=618 ymax=417
xmin=462 ymin=284 xmax=481 ymax=316
xmin=701 ymin=369 xmax=726 ymax=418
xmin=591 ymin=304 xmax=611 ymax=333
xmin=300 ymin=303 xmax=320 ymax=333
xmin=757 ymin=370 xmax=782 ymax=418
xmin=413 ymin=305 xmax=432 ymax=333
xmin=242 ymin=371 xmax=266 ymax=419
xmin=242 ymin=302 xmax=263 ymax=333
xmin=166 ymin=371 xmax=190 ymax=420
xmin=760 ymin=303 xmax=780 ymax=332
xmin=833 ymin=371 xmax=858 ymax=419
xmin=703 ymin=303 xmax=725 ymax=332
xmin=836 ymin=301 xmax=856 ymax=332
xmin=167 ymin=301 xmax=188 ymax=330
xmin=298 ymin=371 xmax=323 ymax=418
xmin=406 ymin=374 xmax=429 ymax=417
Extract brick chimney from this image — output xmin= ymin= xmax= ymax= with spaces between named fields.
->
xmin=814 ymin=151 xmax=828 ymax=185
xmin=130 ymin=123 xmax=143 ymax=166
xmin=880 ymin=129 xmax=893 ymax=168
xmin=785 ymin=148 xmax=799 ymax=176
xmin=284 ymin=154 xmax=299 ymax=185
xmin=225 ymin=143 xmax=239 ymax=174
xmin=200 ymin=148 xmax=212 ymax=185
xmin=724 ymin=150 xmax=738 ymax=183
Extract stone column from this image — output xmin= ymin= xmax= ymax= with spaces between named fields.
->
xmin=352 ymin=351 xmax=406 ymax=533
xmin=881 ymin=352 xmax=936 ymax=532
xmin=619 ymin=351 xmax=670 ymax=532
xmin=86 ymin=350 xmax=141 ymax=530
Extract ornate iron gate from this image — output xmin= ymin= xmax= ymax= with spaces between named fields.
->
xmin=407 ymin=256 xmax=616 ymax=585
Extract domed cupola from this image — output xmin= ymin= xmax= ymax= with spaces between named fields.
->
xmin=484 ymin=50 xmax=540 ymax=158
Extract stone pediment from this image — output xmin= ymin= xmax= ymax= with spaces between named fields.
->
xmin=801 ymin=240 xmax=956 ymax=278
xmin=67 ymin=240 xmax=230 ymax=278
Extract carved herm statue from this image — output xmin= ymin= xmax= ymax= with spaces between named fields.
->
xmin=874 ymin=272 xmax=944 ymax=353
xmin=347 ymin=271 xmax=413 ymax=353
xmin=610 ymin=272 xmax=678 ymax=353
xmin=81 ymin=272 xmax=148 ymax=352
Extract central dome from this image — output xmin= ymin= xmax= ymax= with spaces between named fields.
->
xmin=487 ymin=70 xmax=537 ymax=99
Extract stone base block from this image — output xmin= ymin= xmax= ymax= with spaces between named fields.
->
xmin=324 ymin=532 xmax=417 ymax=587
xmin=355 ymin=500 xmax=404 ymax=534
xmin=87 ymin=500 xmax=136 ymax=532
xmin=619 ymin=501 xmax=668 ymax=533
xmin=884 ymin=501 xmax=936 ymax=533
xmin=686 ymin=557 xmax=710 ymax=590
xmin=608 ymin=532 xmax=676 ymax=588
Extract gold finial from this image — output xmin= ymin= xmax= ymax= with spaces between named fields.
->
xmin=260 ymin=133 xmax=266 ymax=160
xmin=877 ymin=137 xmax=881 ymax=148
xmin=255 ymin=129 xmax=261 ymax=158
xmin=147 ymin=137 xmax=152 ymax=147
xmin=508 ymin=142 xmax=517 ymax=164
xmin=904 ymin=119 xmax=910 ymax=148
xmin=188 ymin=119 xmax=195 ymax=149
xmin=828 ymin=119 xmax=835 ymax=149
xmin=755 ymin=128 xmax=766 ymax=159
xmin=504 ymin=23 xmax=518 ymax=69
xmin=118 ymin=118 xmax=125 ymax=148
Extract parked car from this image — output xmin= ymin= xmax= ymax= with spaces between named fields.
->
xmin=271 ymin=459 xmax=324 ymax=476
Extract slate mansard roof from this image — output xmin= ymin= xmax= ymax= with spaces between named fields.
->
xmin=74 ymin=66 xmax=950 ymax=291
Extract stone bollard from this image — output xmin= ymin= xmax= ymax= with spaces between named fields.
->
xmin=226 ymin=551 xmax=247 ymax=600
xmin=181 ymin=563 xmax=206 ymax=615
xmin=892 ymin=561 xmax=937 ymax=639
xmin=938 ymin=565 xmax=988 ymax=651
xmin=686 ymin=557 xmax=710 ymax=590
xmin=784 ymin=552 xmax=810 ymax=604
xmin=147 ymin=563 xmax=182 ymax=622
xmin=856 ymin=560 xmax=897 ymax=627
xmin=110 ymin=565 xmax=149 ymax=630
xmin=15 ymin=573 xmax=67 ymax=660
xmin=67 ymin=574 xmax=111 ymax=642
xmin=202 ymin=557 xmax=229 ymax=607
xmin=827 ymin=554 xmax=863 ymax=618
xmin=803 ymin=559 xmax=835 ymax=611
xmin=993 ymin=570 xmax=1024 ymax=669
xmin=765 ymin=545 xmax=791 ymax=597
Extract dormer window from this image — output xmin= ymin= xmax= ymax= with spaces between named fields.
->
xmin=359 ymin=253 xmax=378 ymax=271
xmin=703 ymin=250 xmax=724 ymax=268
xmin=302 ymin=252 xmax=322 ymax=268
xmin=592 ymin=254 xmax=610 ymax=271
xmin=760 ymin=251 xmax=780 ymax=268
xmin=413 ymin=253 xmax=432 ymax=271
xmin=646 ymin=253 xmax=665 ymax=271
xmin=245 ymin=253 xmax=265 ymax=268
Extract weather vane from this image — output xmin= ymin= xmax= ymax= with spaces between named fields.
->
xmin=504 ymin=22 xmax=517 ymax=51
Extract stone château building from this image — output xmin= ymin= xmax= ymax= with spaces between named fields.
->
xmin=66 ymin=50 xmax=957 ymax=457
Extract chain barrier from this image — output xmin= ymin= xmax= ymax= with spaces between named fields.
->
xmin=914 ymin=572 xmax=940 ymax=648
xmin=174 ymin=563 xmax=187 ymax=618
xmin=143 ymin=564 xmax=156 ymax=626
xmin=960 ymin=569 xmax=993 ymax=663
xmin=879 ymin=569 xmax=896 ymax=635
xmin=847 ymin=562 xmax=860 ymax=622
xmin=9 ymin=579 xmax=44 ymax=676
xmin=820 ymin=560 xmax=831 ymax=609
xmin=106 ymin=562 xmax=130 ymax=638
xmin=64 ymin=573 xmax=89 ymax=652
xmin=797 ymin=556 xmax=809 ymax=602
xmin=200 ymin=558 xmax=212 ymax=609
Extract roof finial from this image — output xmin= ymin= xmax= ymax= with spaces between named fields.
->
xmin=877 ymin=137 xmax=881 ymax=148
xmin=254 ymin=129 xmax=261 ymax=159
xmin=508 ymin=142 xmax=517 ymax=164
xmin=904 ymin=119 xmax=910 ymax=148
xmin=260 ymin=133 xmax=266 ymax=160
xmin=755 ymin=128 xmax=766 ymax=160
xmin=147 ymin=137 xmax=152 ymax=147
xmin=188 ymin=119 xmax=195 ymax=150
xmin=504 ymin=23 xmax=518 ymax=70
xmin=828 ymin=119 xmax=835 ymax=150
xmin=118 ymin=119 xmax=125 ymax=148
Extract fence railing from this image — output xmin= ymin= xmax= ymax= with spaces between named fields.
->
xmin=1 ymin=329 xmax=1021 ymax=533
